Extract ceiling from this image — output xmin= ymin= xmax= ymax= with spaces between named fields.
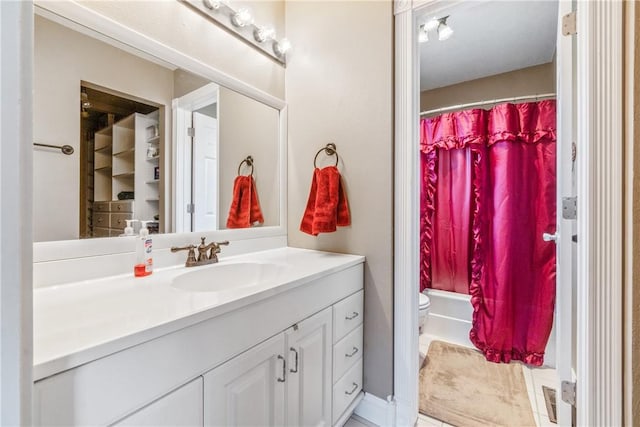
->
xmin=419 ymin=1 xmax=558 ymax=91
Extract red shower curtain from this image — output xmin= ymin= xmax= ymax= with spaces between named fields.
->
xmin=420 ymin=100 xmax=557 ymax=366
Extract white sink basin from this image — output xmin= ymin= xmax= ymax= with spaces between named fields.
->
xmin=171 ymin=262 xmax=284 ymax=292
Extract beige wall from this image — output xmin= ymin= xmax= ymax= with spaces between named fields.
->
xmin=285 ymin=1 xmax=394 ymax=399
xmin=631 ymin=3 xmax=640 ymax=423
xmin=420 ymin=62 xmax=556 ymax=112
xmin=77 ymin=0 xmax=285 ymax=99
xmin=218 ymin=87 xmax=280 ymax=228
xmin=33 ymin=15 xmax=174 ymax=242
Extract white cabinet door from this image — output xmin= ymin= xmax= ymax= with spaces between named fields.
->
xmin=114 ymin=377 xmax=203 ymax=427
xmin=203 ymin=333 xmax=286 ymax=427
xmin=285 ymin=307 xmax=333 ymax=427
xmin=192 ymin=111 xmax=218 ymax=231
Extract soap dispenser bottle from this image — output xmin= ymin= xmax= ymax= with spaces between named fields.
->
xmin=135 ymin=221 xmax=153 ymax=277
xmin=121 ymin=219 xmax=137 ymax=237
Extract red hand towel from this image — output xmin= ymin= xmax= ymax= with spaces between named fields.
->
xmin=300 ymin=166 xmax=350 ymax=236
xmin=226 ymin=175 xmax=264 ymax=228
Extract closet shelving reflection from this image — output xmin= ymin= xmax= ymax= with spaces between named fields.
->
xmin=92 ymin=111 xmax=160 ymax=236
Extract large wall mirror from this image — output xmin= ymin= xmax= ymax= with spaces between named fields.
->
xmin=33 ymin=5 xmax=285 ymax=247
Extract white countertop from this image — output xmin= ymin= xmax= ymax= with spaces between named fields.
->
xmin=33 ymin=247 xmax=364 ymax=381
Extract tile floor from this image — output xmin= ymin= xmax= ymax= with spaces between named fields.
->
xmin=345 ymin=336 xmax=558 ymax=427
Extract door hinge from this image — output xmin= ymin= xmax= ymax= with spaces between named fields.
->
xmin=562 ymin=196 xmax=577 ymax=220
xmin=562 ymin=11 xmax=577 ymax=36
xmin=186 ymin=203 xmax=195 ymax=213
xmin=187 ymin=127 xmax=195 ymax=138
xmin=561 ymin=380 xmax=576 ymax=407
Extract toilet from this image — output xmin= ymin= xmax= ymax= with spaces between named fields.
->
xmin=418 ymin=292 xmax=431 ymax=335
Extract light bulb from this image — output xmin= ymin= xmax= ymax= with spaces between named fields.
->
xmin=231 ymin=8 xmax=253 ymax=27
xmin=424 ymin=18 xmax=439 ymax=32
xmin=254 ymin=26 xmax=276 ymax=43
xmin=437 ymin=16 xmax=453 ymax=41
xmin=438 ymin=22 xmax=453 ymax=40
xmin=418 ymin=24 xmax=429 ymax=43
xmin=274 ymin=38 xmax=291 ymax=57
xmin=203 ymin=0 xmax=223 ymax=10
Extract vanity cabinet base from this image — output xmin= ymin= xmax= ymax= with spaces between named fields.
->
xmin=34 ymin=264 xmax=364 ymax=427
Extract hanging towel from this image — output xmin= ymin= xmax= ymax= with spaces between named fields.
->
xmin=226 ymin=175 xmax=264 ymax=228
xmin=300 ymin=166 xmax=350 ymax=236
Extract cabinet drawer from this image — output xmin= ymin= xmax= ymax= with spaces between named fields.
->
xmin=111 ymin=200 xmax=134 ymax=213
xmin=111 ymin=213 xmax=134 ymax=229
xmin=333 ymin=290 xmax=363 ymax=343
xmin=93 ymin=201 xmax=111 ymax=212
xmin=93 ymin=227 xmax=110 ymax=238
xmin=333 ymin=324 xmax=363 ymax=382
xmin=93 ymin=213 xmax=109 ymax=228
xmin=332 ymin=358 xmax=362 ymax=424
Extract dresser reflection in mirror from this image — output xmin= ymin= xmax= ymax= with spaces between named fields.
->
xmin=34 ymin=13 xmax=280 ymax=242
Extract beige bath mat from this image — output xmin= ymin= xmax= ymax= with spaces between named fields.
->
xmin=419 ymin=340 xmax=537 ymax=427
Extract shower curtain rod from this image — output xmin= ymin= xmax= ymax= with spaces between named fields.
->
xmin=420 ymin=92 xmax=557 ymax=116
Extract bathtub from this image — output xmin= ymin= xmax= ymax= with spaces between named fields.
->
xmin=424 ymin=288 xmax=556 ymax=368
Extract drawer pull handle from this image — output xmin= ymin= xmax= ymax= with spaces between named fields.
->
xmin=277 ymin=355 xmax=286 ymax=382
xmin=345 ymin=346 xmax=359 ymax=358
xmin=290 ymin=347 xmax=299 ymax=373
xmin=345 ymin=382 xmax=358 ymax=395
xmin=345 ymin=312 xmax=359 ymax=320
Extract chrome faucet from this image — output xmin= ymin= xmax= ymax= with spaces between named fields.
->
xmin=171 ymin=238 xmax=229 ymax=267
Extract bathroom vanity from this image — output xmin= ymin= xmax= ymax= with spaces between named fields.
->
xmin=33 ymin=248 xmax=364 ymax=426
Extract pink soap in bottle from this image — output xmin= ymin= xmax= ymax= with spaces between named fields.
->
xmin=134 ymin=221 xmax=153 ymax=277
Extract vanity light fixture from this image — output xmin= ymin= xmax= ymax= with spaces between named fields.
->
xmin=437 ymin=16 xmax=453 ymax=41
xmin=273 ymin=38 xmax=291 ymax=58
xmin=418 ymin=24 xmax=429 ymax=43
xmin=253 ymin=25 xmax=276 ymax=43
xmin=231 ymin=8 xmax=253 ymax=27
xmin=419 ymin=15 xmax=453 ymax=43
xmin=188 ymin=0 xmax=292 ymax=64
xmin=202 ymin=0 xmax=225 ymax=10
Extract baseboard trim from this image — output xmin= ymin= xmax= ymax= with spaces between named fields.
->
xmin=354 ymin=393 xmax=397 ymax=426
xmin=334 ymin=392 xmax=364 ymax=427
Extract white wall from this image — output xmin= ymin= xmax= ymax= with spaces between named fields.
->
xmin=33 ymin=15 xmax=174 ymax=241
xmin=285 ymin=1 xmax=394 ymax=399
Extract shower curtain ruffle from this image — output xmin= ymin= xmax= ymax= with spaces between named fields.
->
xmin=420 ymin=100 xmax=557 ymax=366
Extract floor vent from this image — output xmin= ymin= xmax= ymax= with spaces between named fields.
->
xmin=542 ymin=385 xmax=558 ymax=424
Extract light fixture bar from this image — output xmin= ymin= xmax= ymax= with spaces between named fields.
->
xmin=182 ymin=0 xmax=291 ymax=65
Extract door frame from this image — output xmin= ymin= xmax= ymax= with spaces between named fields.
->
xmin=0 ymin=0 xmax=34 ymax=424
xmin=392 ymin=1 xmax=625 ymax=426
xmin=172 ymin=83 xmax=219 ymax=233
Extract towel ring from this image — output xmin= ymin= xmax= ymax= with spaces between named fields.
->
xmin=237 ymin=156 xmax=254 ymax=176
xmin=313 ymin=143 xmax=339 ymax=168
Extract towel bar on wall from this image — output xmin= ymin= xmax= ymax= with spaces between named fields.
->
xmin=237 ymin=155 xmax=254 ymax=176
xmin=33 ymin=142 xmax=74 ymax=155
xmin=313 ymin=143 xmax=339 ymax=168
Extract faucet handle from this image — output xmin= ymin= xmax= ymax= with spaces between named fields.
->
xmin=171 ymin=245 xmax=197 ymax=267
xmin=208 ymin=241 xmax=229 ymax=262
xmin=212 ymin=240 xmax=229 ymax=253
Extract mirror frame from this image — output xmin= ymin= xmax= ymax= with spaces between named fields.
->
xmin=33 ymin=1 xmax=287 ymax=263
